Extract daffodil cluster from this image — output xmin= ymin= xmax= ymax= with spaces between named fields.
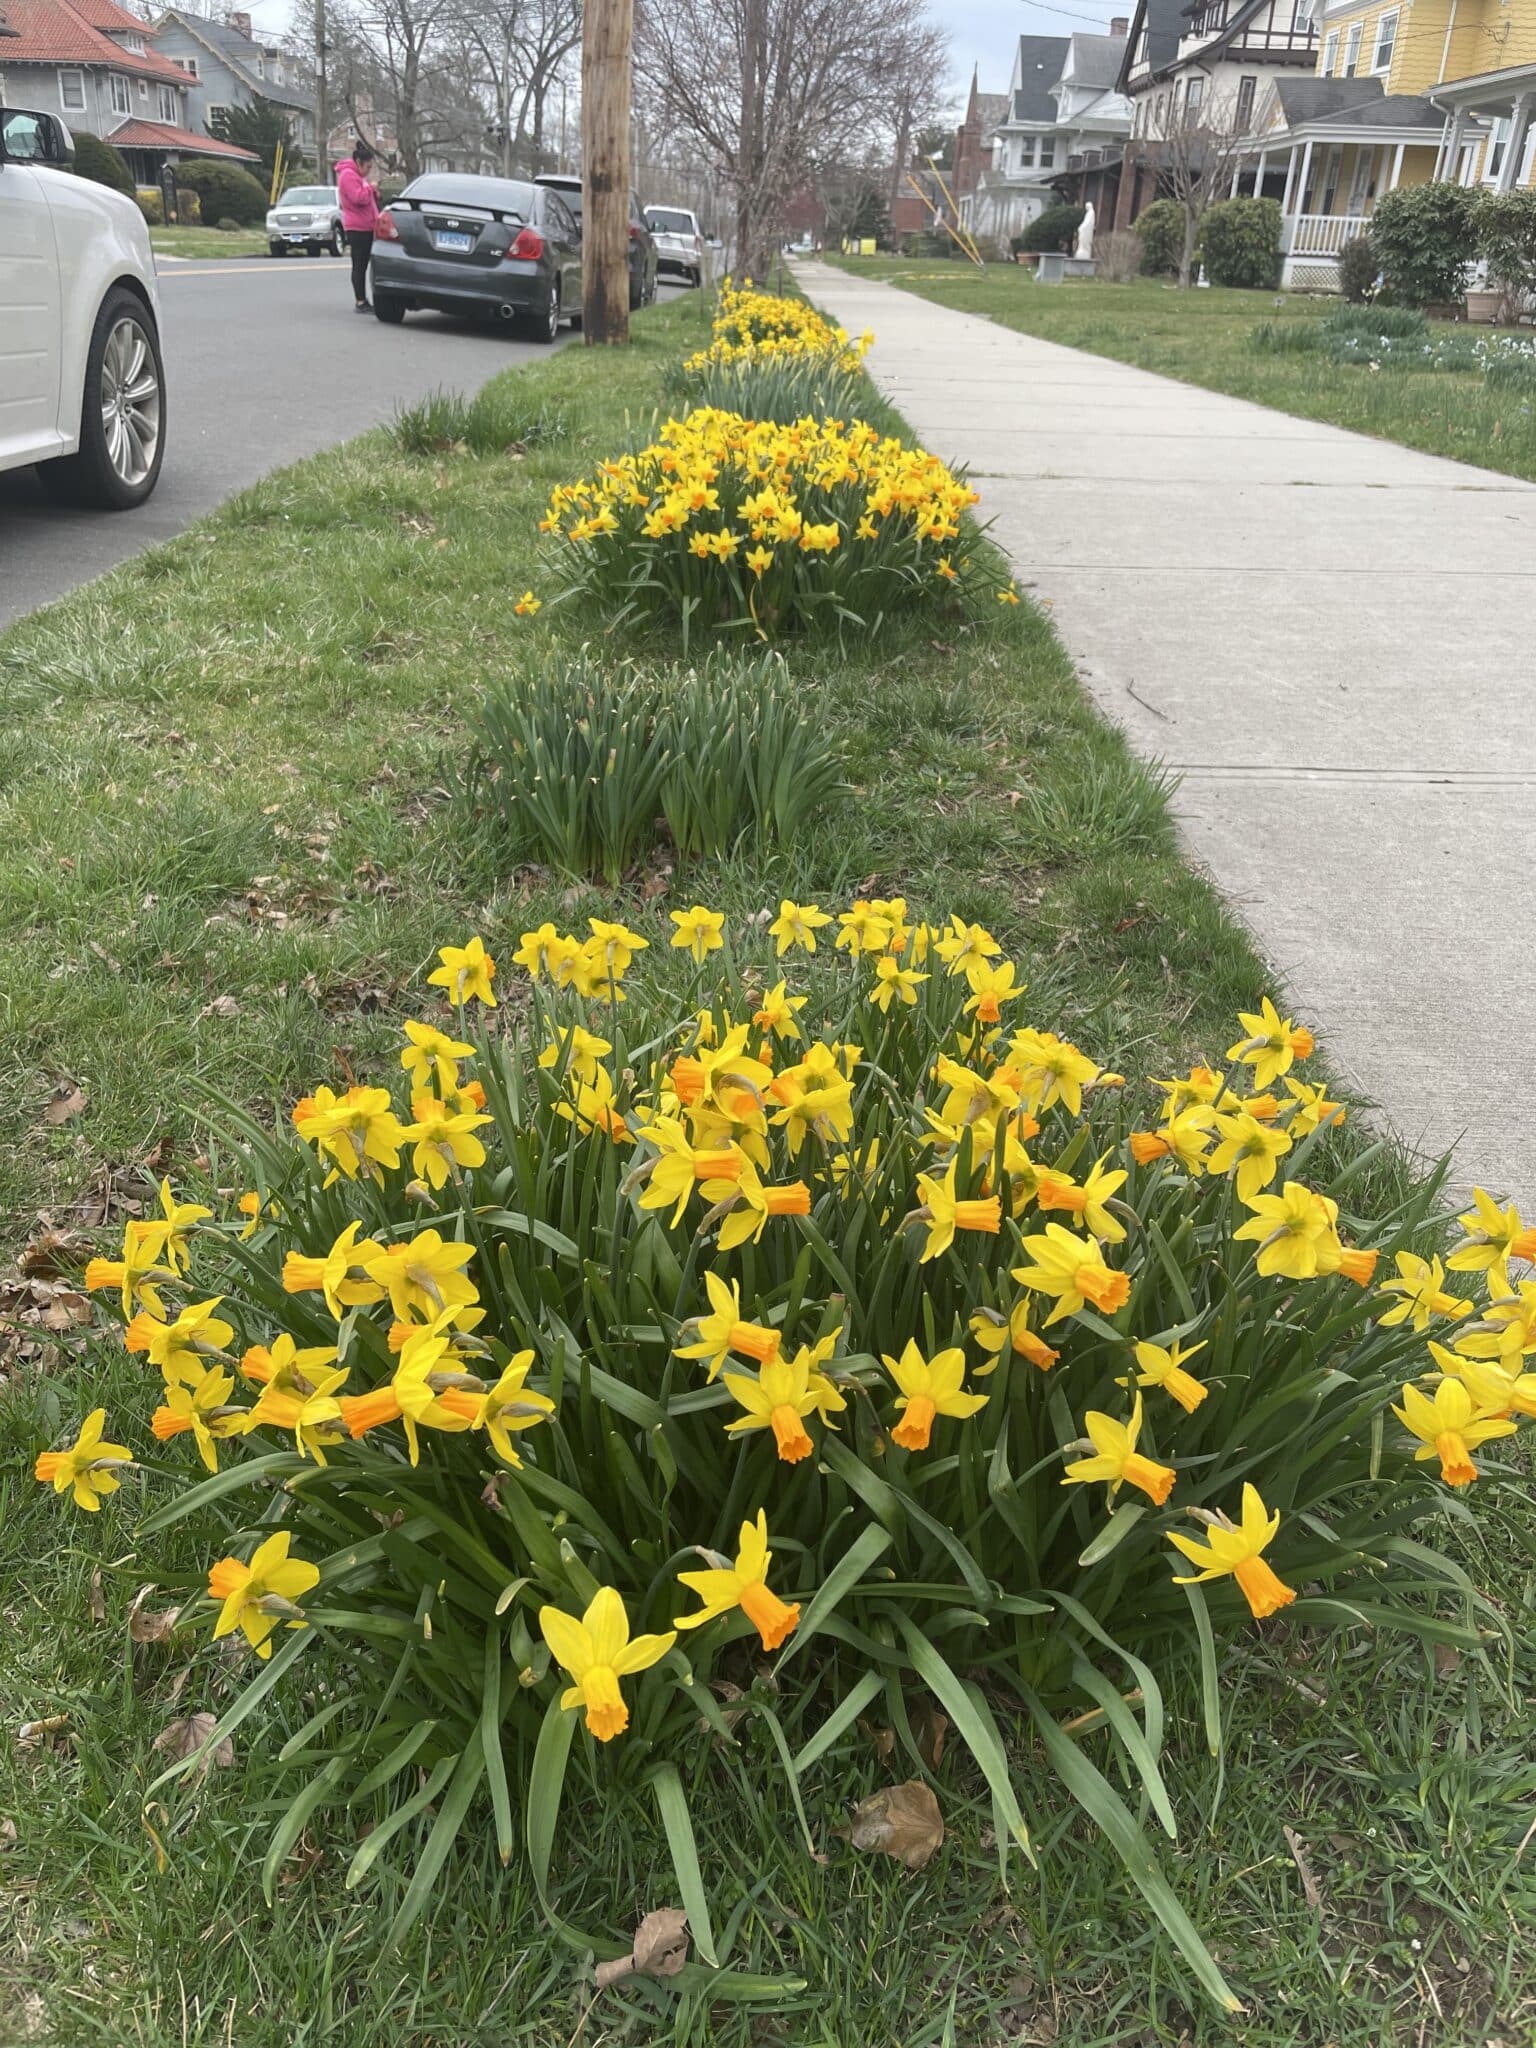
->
xmin=542 ymin=407 xmax=984 ymax=637
xmin=672 ymin=282 xmax=875 ymax=425
xmin=681 ymin=280 xmax=873 ymax=380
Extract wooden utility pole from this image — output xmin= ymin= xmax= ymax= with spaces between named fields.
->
xmin=582 ymin=0 xmax=632 ymax=346
xmin=315 ymin=0 xmax=329 ymax=177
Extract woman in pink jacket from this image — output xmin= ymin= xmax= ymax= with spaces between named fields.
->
xmin=337 ymin=140 xmax=381 ymax=312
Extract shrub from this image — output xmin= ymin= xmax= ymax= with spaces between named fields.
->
xmin=43 ymin=928 xmax=1522 ymax=1998
xmin=72 ymin=131 xmax=133 ymax=195
xmin=667 ymin=283 xmax=872 ymax=425
xmin=1021 ymin=204 xmax=1085 ymax=255
xmin=1323 ymin=303 xmax=1426 ymax=341
xmin=174 ymin=158 xmax=269 ymax=227
xmin=136 ymin=187 xmax=164 ymax=227
xmin=216 ymin=216 xmax=243 ymax=233
xmin=1094 ymin=229 xmax=1143 ymax=283
xmin=1247 ymin=319 xmax=1324 ymax=355
xmin=1200 ymin=198 xmax=1281 ymax=289
xmin=1472 ymin=186 xmax=1536 ymax=321
xmin=461 ymin=647 xmax=847 ymax=879
xmin=541 ymin=409 xmax=988 ymax=644
xmin=1134 ymin=199 xmax=1184 ymax=277
xmin=391 ymin=382 xmax=568 ymax=457
xmin=1337 ymin=233 xmax=1378 ymax=303
xmin=1370 ymin=181 xmax=1475 ymax=309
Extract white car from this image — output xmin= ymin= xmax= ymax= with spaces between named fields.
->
xmin=644 ymin=204 xmax=706 ymax=288
xmin=266 ymin=184 xmax=344 ymax=259
xmin=0 ymin=105 xmax=165 ymax=509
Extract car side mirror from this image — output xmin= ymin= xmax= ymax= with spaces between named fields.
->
xmin=0 ymin=107 xmax=75 ymax=167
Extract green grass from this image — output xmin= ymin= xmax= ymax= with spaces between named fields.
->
xmin=821 ymin=258 xmax=1536 ymax=483
xmin=151 ymin=227 xmax=292 ymax=260
xmin=2 ymin=286 xmax=1533 ymax=2046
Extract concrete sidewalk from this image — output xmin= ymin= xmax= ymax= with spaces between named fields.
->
xmin=797 ymin=261 xmax=1534 ymax=1202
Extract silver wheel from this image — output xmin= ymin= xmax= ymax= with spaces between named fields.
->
xmin=100 ymin=316 xmax=161 ymax=489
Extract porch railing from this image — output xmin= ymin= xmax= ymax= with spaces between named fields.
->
xmin=1281 ymin=212 xmax=1370 ymax=256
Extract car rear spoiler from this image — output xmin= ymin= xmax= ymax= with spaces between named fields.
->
xmin=390 ymin=197 xmax=528 ymax=226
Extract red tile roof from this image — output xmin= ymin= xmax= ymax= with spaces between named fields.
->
xmin=0 ymin=0 xmax=189 ymax=80
xmin=108 ymin=117 xmax=258 ymax=159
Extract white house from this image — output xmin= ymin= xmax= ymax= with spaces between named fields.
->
xmin=962 ymin=28 xmax=1133 ymax=243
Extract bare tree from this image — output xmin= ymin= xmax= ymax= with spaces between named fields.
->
xmin=1143 ymin=80 xmax=1254 ymax=286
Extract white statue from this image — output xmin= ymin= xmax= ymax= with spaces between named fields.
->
xmin=1074 ymin=202 xmax=1096 ymax=260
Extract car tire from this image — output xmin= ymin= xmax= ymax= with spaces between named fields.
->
xmin=373 ymin=292 xmax=406 ymax=325
xmin=270 ymin=241 xmax=286 ymax=257
xmin=330 ymin=228 xmax=344 ymax=256
xmin=36 ymin=287 xmax=165 ymax=511
xmin=527 ymin=280 xmax=559 ymax=343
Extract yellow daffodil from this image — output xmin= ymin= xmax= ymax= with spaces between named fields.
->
xmin=969 ymin=1301 xmax=1059 ymax=1373
xmin=882 ymin=1339 xmax=987 ymax=1450
xmin=405 ymin=1094 xmax=492 ymax=1189
xmin=34 ymin=1408 xmax=132 ymax=1512
xmin=674 ymin=1510 xmax=800 ymax=1650
xmin=291 ymin=1084 xmax=409 ymax=1183
xmin=1393 ymin=1377 xmax=1516 ymax=1487
xmin=281 ymin=1221 xmax=388 ymax=1321
xmin=154 ymin=1179 xmax=212 ymax=1272
xmin=913 ymin=1159 xmax=1001 ymax=1262
xmin=1013 ymin=1224 xmax=1132 ymax=1325
xmin=1062 ymin=1393 xmax=1175 ymax=1504
xmin=998 ymin=585 xmax=1020 ymax=604
xmin=124 ymin=1297 xmax=236 ymax=1385
xmin=361 ymin=1230 xmax=478 ymax=1324
xmin=84 ymin=1220 xmax=177 ymax=1320
xmin=1447 ymin=1189 xmax=1531 ymax=1275
xmin=1007 ymin=1028 xmax=1100 ymax=1118
xmin=1208 ymin=1112 xmax=1292 ymax=1203
xmin=513 ymin=591 xmax=542 ymax=616
xmin=1450 ymin=1280 xmax=1536 ymax=1362
xmin=752 ymin=980 xmax=806 ymax=1042
xmin=478 ymin=1350 xmax=555 ymax=1467
xmin=208 ymin=1531 xmax=320 ymax=1658
xmin=1127 ymin=1337 xmax=1209 ymax=1415
xmin=1167 ymin=1485 xmax=1295 ymax=1618
xmin=538 ymin=1022 xmax=611 ymax=1085
xmin=723 ymin=1347 xmax=820 ymax=1461
xmin=1035 ymin=1153 xmax=1128 ymax=1243
xmin=675 ymin=1271 xmax=780 ymax=1380
xmin=963 ymin=958 xmax=1022 ymax=1025
xmin=1280 ymin=1077 xmax=1345 ymax=1135
xmin=539 ymin=1586 xmax=675 ymax=1742
xmin=1376 ymin=1252 xmax=1473 ymax=1331
xmin=670 ymin=905 xmax=725 ymax=963
xmin=427 ymin=935 xmax=497 ymax=1007
xmin=869 ymin=956 xmax=927 ymax=1012
xmin=1129 ymin=1106 xmax=1216 ymax=1174
xmin=401 ymin=1019 xmax=474 ymax=1096
xmin=151 ymin=1365 xmax=244 ymax=1472
xmin=1232 ymin=1181 xmax=1339 ymax=1280
xmin=705 ymin=1160 xmax=812 ymax=1251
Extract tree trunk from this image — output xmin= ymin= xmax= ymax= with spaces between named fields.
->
xmin=1178 ymin=210 xmax=1198 ymax=288
xmin=582 ymin=0 xmax=632 ymax=345
xmin=735 ymin=0 xmax=760 ymax=276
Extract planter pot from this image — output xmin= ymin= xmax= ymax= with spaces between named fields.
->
xmin=1464 ymin=289 xmax=1502 ymax=325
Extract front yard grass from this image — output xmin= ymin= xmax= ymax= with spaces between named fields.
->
xmin=150 ymin=227 xmax=281 ymax=260
xmin=2 ymin=287 xmax=1533 ymax=2047
xmin=821 ymin=258 xmax=1536 ymax=484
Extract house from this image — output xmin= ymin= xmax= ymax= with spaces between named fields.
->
xmin=152 ymin=9 xmax=316 ymax=165
xmin=960 ymin=28 xmax=1133 ymax=245
xmin=0 ymin=0 xmax=258 ymax=182
xmin=1113 ymin=0 xmax=1319 ymax=226
xmin=1248 ymin=0 xmax=1536 ymax=286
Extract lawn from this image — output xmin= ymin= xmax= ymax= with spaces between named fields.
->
xmin=151 ymin=226 xmax=280 ymax=260
xmin=821 ymin=257 xmax=1536 ymax=484
xmin=2 ymin=288 xmax=1533 ymax=2048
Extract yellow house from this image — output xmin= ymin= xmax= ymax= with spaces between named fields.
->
xmin=1244 ymin=0 xmax=1536 ymax=283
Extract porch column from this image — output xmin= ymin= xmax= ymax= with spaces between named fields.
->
xmin=1280 ymin=141 xmax=1300 ymax=214
xmin=1389 ymin=141 xmax=1406 ymax=191
xmin=1498 ymin=91 xmax=1535 ymax=192
xmin=1256 ymin=148 xmax=1269 ymax=197
xmin=1229 ymin=161 xmax=1241 ymax=196
xmin=1294 ymin=137 xmax=1314 ymax=214
xmin=1440 ymin=109 xmax=1466 ymax=183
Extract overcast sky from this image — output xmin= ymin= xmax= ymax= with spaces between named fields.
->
xmin=234 ymin=0 xmax=1126 ymax=128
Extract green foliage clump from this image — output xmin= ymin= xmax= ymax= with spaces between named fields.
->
xmin=1471 ymin=186 xmax=1536 ymax=316
xmin=1133 ymin=199 xmax=1184 ymax=277
xmin=208 ymin=98 xmax=298 ymax=186
xmin=174 ymin=159 xmax=270 ymax=228
xmin=136 ymin=186 xmax=165 ymax=227
xmin=391 ymin=382 xmax=568 ymax=458
xmin=1337 ymin=234 xmax=1378 ymax=303
xmin=1200 ymin=198 xmax=1281 ymax=290
xmin=1370 ymin=181 xmax=1476 ymax=308
xmin=72 ymin=131 xmax=133 ymax=195
xmin=1021 ymin=203 xmax=1086 ymax=255
xmin=462 ymin=646 xmax=846 ymax=880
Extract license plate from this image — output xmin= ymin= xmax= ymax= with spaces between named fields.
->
xmin=285 ymin=231 xmax=309 ymax=240
xmin=434 ymin=230 xmax=473 ymax=252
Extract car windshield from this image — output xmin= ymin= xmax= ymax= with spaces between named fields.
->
xmin=282 ymin=188 xmax=335 ymax=205
xmin=647 ymin=209 xmax=695 ymax=234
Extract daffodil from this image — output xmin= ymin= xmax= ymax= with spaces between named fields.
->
xmin=84 ymin=1220 xmax=177 ymax=1319
xmin=151 ymin=1365 xmax=245 ymax=1472
xmin=1232 ymin=1181 xmax=1339 ymax=1280
xmin=912 ymin=1159 xmax=1001 ymax=1262
xmin=675 ymin=1271 xmax=780 ymax=1380
xmin=1035 ymin=1153 xmax=1128 ymax=1243
xmin=478 ymin=1350 xmax=555 ymax=1466
xmin=427 ymin=936 xmax=497 ymax=1006
xmin=752 ymin=980 xmax=807 ymax=1042
xmin=1280 ymin=1077 xmax=1345 ymax=1135
xmin=1227 ymin=997 xmax=1314 ymax=1090
xmin=538 ymin=1022 xmax=612 ymax=1085
xmin=1450 ymin=1280 xmax=1536 ymax=1362
xmin=869 ymin=956 xmax=927 ymax=1012
xmin=513 ymin=591 xmax=542 ymax=616
xmin=963 ymin=958 xmax=1022 ymax=1025
xmin=1447 ymin=1189 xmax=1529 ymax=1275
xmin=243 ymin=1343 xmax=349 ymax=1465
xmin=1208 ymin=1112 xmax=1292 ymax=1203
xmin=1129 ymin=1106 xmax=1215 ymax=1173
xmin=281 ymin=1221 xmax=387 ymax=1321
xmin=405 ymin=1093 xmax=492 ymax=1189
xmin=124 ymin=1297 xmax=237 ymax=1385
xmin=723 ymin=1347 xmax=820 ymax=1461
xmin=968 ymin=1301 xmax=1059 ymax=1373
xmin=705 ymin=1160 xmax=812 ymax=1251
xmin=1376 ymin=1252 xmax=1473 ymax=1331
xmin=153 ymin=1179 xmax=212 ymax=1272
xmin=1013 ymin=1224 xmax=1132 ymax=1325
xmin=34 ymin=1408 xmax=133 ymax=1511
xmin=1007 ymin=1028 xmax=1100 ymax=1117
xmin=207 ymin=1531 xmax=320 ymax=1658
xmin=1063 ymin=1393 xmax=1175 ymax=1504
xmin=1393 ymin=1376 xmax=1515 ymax=1486
xmin=1127 ymin=1337 xmax=1208 ymax=1415
xmin=539 ymin=1586 xmax=675 ymax=1741
xmin=1167 ymin=1485 xmax=1295 ymax=1618
xmin=360 ymin=1230 xmax=478 ymax=1324
xmin=291 ymin=1085 xmax=409 ymax=1183
xmin=932 ymin=917 xmax=1001 ymax=975
xmin=674 ymin=1511 xmax=800 ymax=1650
xmin=401 ymin=1019 xmax=475 ymax=1095
xmin=670 ymin=905 xmax=725 ymax=964
xmin=882 ymin=1339 xmax=987 ymax=1450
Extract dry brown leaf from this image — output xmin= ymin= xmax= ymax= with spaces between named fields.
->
xmin=197 ymin=996 xmax=241 ymax=1022
xmin=910 ymin=1701 xmax=948 ymax=1773
xmin=128 ymin=1587 xmax=181 ymax=1646
xmin=18 ymin=1228 xmax=85 ymax=1278
xmin=41 ymin=1291 xmax=91 ymax=1332
xmin=43 ymin=1084 xmax=86 ymax=1127
xmin=847 ymin=1780 xmax=944 ymax=1871
xmin=593 ymin=1907 xmax=689 ymax=1990
xmin=0 ymin=1817 xmax=17 ymax=1852
xmin=1283 ymin=1824 xmax=1323 ymax=1911
xmin=152 ymin=1711 xmax=234 ymax=1782
xmin=857 ymin=1715 xmax=896 ymax=1766
xmin=88 ymin=1570 xmax=107 ymax=1626
xmin=1433 ymin=1642 xmax=1461 ymax=1677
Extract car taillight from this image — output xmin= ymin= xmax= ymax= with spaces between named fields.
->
xmin=373 ymin=211 xmax=399 ymax=241
xmin=507 ymin=227 xmax=544 ymax=260
xmin=629 ymin=223 xmax=639 ymax=240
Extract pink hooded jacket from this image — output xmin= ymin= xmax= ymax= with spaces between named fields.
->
xmin=337 ymin=159 xmax=380 ymax=234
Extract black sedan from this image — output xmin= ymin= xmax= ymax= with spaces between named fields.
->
xmin=370 ymin=174 xmax=582 ymax=339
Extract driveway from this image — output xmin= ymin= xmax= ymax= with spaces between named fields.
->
xmin=796 ymin=260 xmax=1536 ymax=1204
xmin=0 ymin=260 xmax=685 ymax=632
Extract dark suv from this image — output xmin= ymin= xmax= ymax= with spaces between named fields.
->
xmin=532 ymin=174 xmax=657 ymax=309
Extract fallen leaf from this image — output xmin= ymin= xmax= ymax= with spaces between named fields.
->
xmin=1433 ymin=1642 xmax=1461 ymax=1677
xmin=40 ymin=1291 xmax=91 ymax=1332
xmin=128 ymin=1587 xmax=181 ymax=1645
xmin=1283 ymin=1823 xmax=1323 ymax=1911
xmin=44 ymin=1084 xmax=87 ymax=1127
xmin=594 ymin=1906 xmax=689 ymax=1989
xmin=197 ymin=996 xmax=241 ymax=1022
xmin=910 ymin=1700 xmax=948 ymax=1772
xmin=0 ymin=1818 xmax=17 ymax=1851
xmin=88 ymin=1570 xmax=106 ymax=1625
xmin=847 ymin=1780 xmax=944 ymax=1870
xmin=857 ymin=1715 xmax=896 ymax=1765
xmin=151 ymin=1711 xmax=234 ymax=1782
xmin=18 ymin=1228 xmax=86 ymax=1278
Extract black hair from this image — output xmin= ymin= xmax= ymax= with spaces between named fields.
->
xmin=352 ymin=139 xmax=376 ymax=164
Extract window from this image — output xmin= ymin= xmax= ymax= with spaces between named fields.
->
xmin=1343 ymin=21 xmax=1362 ymax=74
xmin=1017 ymin=137 xmax=1034 ymax=166
xmin=1372 ymin=9 xmax=1397 ymax=72
xmin=1293 ymin=0 xmax=1317 ymax=25
xmin=174 ymin=56 xmax=199 ymax=77
xmin=1485 ymin=115 xmax=1510 ymax=182
xmin=124 ymin=31 xmax=144 ymax=51
xmin=1039 ymin=139 xmax=1055 ymax=167
xmin=109 ymin=72 xmax=131 ymax=115
xmin=1236 ymin=74 xmax=1256 ymax=128
xmin=1322 ymin=28 xmax=1338 ymax=71
xmin=58 ymin=67 xmax=86 ymax=110
xmin=207 ymin=102 xmax=228 ymax=127
xmin=255 ymin=56 xmax=265 ymax=78
xmin=1186 ymin=74 xmax=1205 ymax=115
xmin=157 ymin=84 xmax=177 ymax=122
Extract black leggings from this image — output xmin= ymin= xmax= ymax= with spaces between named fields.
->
xmin=348 ymin=229 xmax=373 ymax=303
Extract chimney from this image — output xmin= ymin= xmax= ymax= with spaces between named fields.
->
xmin=226 ymin=10 xmax=252 ymax=35
xmin=1110 ymin=15 xmax=1128 ymax=31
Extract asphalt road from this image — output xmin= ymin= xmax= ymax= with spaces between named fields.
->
xmin=0 ymin=257 xmax=685 ymax=632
